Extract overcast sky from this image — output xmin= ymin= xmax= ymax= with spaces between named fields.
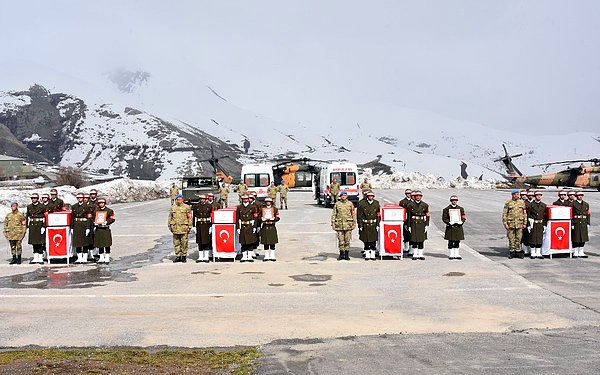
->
xmin=2 ymin=0 xmax=599 ymax=134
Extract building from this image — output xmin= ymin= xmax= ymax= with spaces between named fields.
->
xmin=0 ymin=155 xmax=36 ymax=180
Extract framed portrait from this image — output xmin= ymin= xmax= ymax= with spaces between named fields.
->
xmin=449 ymin=209 xmax=462 ymax=225
xmin=94 ymin=210 xmax=107 ymax=225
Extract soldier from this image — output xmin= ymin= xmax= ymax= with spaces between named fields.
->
xmin=48 ymin=188 xmax=64 ymax=212
xmin=331 ymin=191 xmax=356 ymax=261
xmin=4 ymin=202 xmax=26 ymax=265
xmin=41 ymin=193 xmax=50 ymax=210
xmin=442 ymin=195 xmax=466 ymax=260
xmin=236 ymin=194 xmax=260 ymax=262
xmin=170 ymin=183 xmax=180 ymax=205
xmin=357 ymin=191 xmax=381 ymax=260
xmin=248 ymin=192 xmax=262 ymax=258
xmin=93 ymin=198 xmax=115 ymax=264
xmin=207 ymin=192 xmax=219 ymax=211
xmin=237 ymin=181 xmax=248 ymax=203
xmin=87 ymin=190 xmax=100 ymax=262
xmin=520 ymin=191 xmax=531 ymax=256
xmin=571 ymin=191 xmax=590 ymax=258
xmin=219 ymin=183 xmax=230 ymax=208
xmin=26 ymin=193 xmax=46 ymax=264
xmin=72 ymin=193 xmax=93 ymax=263
xmin=267 ymin=182 xmax=278 ymax=201
xmin=502 ymin=189 xmax=527 ymax=259
xmin=193 ymin=194 xmax=213 ymax=263
xmin=407 ymin=191 xmax=429 ymax=260
xmin=527 ymin=191 xmax=547 ymax=259
xmin=398 ymin=188 xmax=412 ymax=253
xmin=278 ymin=180 xmax=290 ymax=209
xmin=168 ymin=194 xmax=193 ymax=263
xmin=330 ymin=178 xmax=341 ymax=205
xmin=566 ymin=191 xmax=576 ymax=206
xmin=553 ymin=191 xmax=568 ymax=206
xmin=359 ymin=177 xmax=372 ymax=198
xmin=260 ymin=197 xmax=280 ymax=261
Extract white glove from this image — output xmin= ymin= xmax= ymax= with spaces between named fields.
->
xmin=572 ymin=225 xmax=575 ymax=230
xmin=261 ymin=217 xmax=266 ymax=221
xmin=40 ymin=227 xmax=45 ymax=234
xmin=543 ymin=226 xmax=546 ymax=233
xmin=209 ymin=227 xmax=212 ymax=234
xmin=70 ymin=229 xmax=73 ymax=235
xmin=424 ymin=226 xmax=428 ymax=233
xmin=85 ymin=229 xmax=90 ymax=236
xmin=237 ymin=228 xmax=240 ymax=234
xmin=253 ymin=227 xmax=258 ymax=234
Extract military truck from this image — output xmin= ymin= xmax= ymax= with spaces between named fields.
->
xmin=181 ymin=176 xmax=220 ymax=205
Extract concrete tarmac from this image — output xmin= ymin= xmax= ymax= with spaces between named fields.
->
xmin=0 ymin=190 xmax=598 ymax=372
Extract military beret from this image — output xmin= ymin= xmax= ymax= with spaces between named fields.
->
xmin=339 ymin=191 xmax=347 ymax=196
xmin=512 ymin=189 xmax=520 ymax=194
xmin=176 ymin=194 xmax=183 ymax=199
xmin=10 ymin=202 xmax=18 ymax=206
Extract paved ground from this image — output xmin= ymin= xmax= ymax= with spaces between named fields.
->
xmin=0 ymin=189 xmax=598 ymax=373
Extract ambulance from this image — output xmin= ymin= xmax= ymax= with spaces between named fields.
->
xmin=240 ymin=164 xmax=273 ymax=202
xmin=315 ymin=162 xmax=359 ymax=207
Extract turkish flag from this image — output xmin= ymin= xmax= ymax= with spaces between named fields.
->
xmin=383 ymin=224 xmax=402 ymax=254
xmin=549 ymin=221 xmax=570 ymax=250
xmin=47 ymin=227 xmax=69 ymax=256
xmin=214 ymin=224 xmax=235 ymax=253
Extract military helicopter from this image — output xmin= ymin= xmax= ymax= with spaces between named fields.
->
xmin=495 ymin=144 xmax=600 ymax=190
xmin=271 ymin=158 xmax=323 ymax=188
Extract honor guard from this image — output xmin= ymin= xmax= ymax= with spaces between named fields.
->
xmin=72 ymin=193 xmax=93 ymax=263
xmin=407 ymin=191 xmax=429 ymax=260
xmin=41 ymin=193 xmax=50 ymax=209
xmin=331 ymin=191 xmax=356 ymax=261
xmin=566 ymin=191 xmax=576 ymax=206
xmin=48 ymin=188 xmax=64 ymax=212
xmin=502 ymin=189 xmax=527 ymax=259
xmin=571 ymin=191 xmax=590 ymax=258
xmin=278 ymin=180 xmax=289 ymax=209
xmin=219 ymin=183 xmax=230 ymax=208
xmin=193 ymin=194 xmax=213 ymax=263
xmin=527 ymin=191 xmax=547 ymax=259
xmin=237 ymin=181 xmax=248 ymax=203
xmin=249 ymin=192 xmax=262 ymax=258
xmin=267 ymin=182 xmax=278 ymax=201
xmin=260 ymin=197 xmax=280 ymax=261
xmin=26 ymin=193 xmax=46 ymax=264
xmin=169 ymin=194 xmax=193 ymax=263
xmin=93 ymin=198 xmax=115 ymax=264
xmin=236 ymin=194 xmax=260 ymax=262
xmin=553 ymin=191 xmax=568 ymax=206
xmin=330 ymin=178 xmax=341 ymax=205
xmin=398 ymin=189 xmax=412 ymax=253
xmin=4 ymin=202 xmax=26 ymax=265
xmin=357 ymin=191 xmax=381 ymax=260
xmin=442 ymin=195 xmax=466 ymax=260
xmin=207 ymin=192 xmax=218 ymax=211
xmin=520 ymin=191 xmax=532 ymax=256
xmin=170 ymin=183 xmax=180 ymax=205
xmin=87 ymin=189 xmax=100 ymax=261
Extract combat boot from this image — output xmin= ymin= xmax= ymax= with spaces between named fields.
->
xmin=508 ymin=251 xmax=514 ymax=259
xmin=173 ymin=256 xmax=182 ymax=263
xmin=337 ymin=251 xmax=344 ymax=261
xmin=344 ymin=250 xmax=350 ymax=261
xmin=16 ymin=255 xmax=21 ymax=264
xmin=9 ymin=255 xmax=17 ymax=265
xmin=517 ymin=251 xmax=524 ymax=259
xmin=181 ymin=255 xmax=187 ymax=263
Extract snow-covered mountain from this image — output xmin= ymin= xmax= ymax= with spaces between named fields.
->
xmin=0 ymin=63 xmax=598 ymax=181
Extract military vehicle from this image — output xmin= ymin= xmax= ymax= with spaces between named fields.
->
xmin=181 ymin=176 xmax=220 ymax=204
xmin=495 ymin=144 xmax=600 ymax=190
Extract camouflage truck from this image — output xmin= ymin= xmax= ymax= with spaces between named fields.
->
xmin=181 ymin=176 xmax=220 ymax=205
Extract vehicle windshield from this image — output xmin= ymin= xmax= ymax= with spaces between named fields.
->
xmin=330 ymin=172 xmax=356 ymax=186
xmin=244 ymin=173 xmax=270 ymax=187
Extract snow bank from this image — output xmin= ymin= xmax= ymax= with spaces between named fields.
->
xmin=360 ymin=169 xmax=497 ymax=190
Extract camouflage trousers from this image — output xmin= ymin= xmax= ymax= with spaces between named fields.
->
xmin=507 ymin=228 xmax=523 ymax=252
xmin=219 ymin=198 xmax=228 ymax=208
xmin=173 ymin=233 xmax=189 ymax=256
xmin=280 ymin=196 xmax=288 ymax=208
xmin=336 ymin=230 xmax=352 ymax=250
xmin=9 ymin=240 xmax=23 ymax=256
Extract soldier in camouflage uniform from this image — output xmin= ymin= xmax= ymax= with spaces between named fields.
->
xmin=527 ymin=191 xmax=547 ymax=259
xmin=267 ymin=182 xmax=278 ymax=201
xmin=331 ymin=191 xmax=356 ymax=261
xmin=219 ymin=183 xmax=230 ymax=208
xmin=47 ymin=188 xmax=65 ymax=212
xmin=236 ymin=194 xmax=260 ymax=262
xmin=237 ymin=181 xmax=248 ymax=203
xmin=329 ymin=178 xmax=341 ymax=206
xmin=170 ymin=183 xmax=180 ymax=205
xmin=553 ymin=191 xmax=568 ymax=206
xmin=502 ymin=189 xmax=527 ymax=259
xmin=359 ymin=178 xmax=372 ymax=200
xmin=26 ymin=193 xmax=47 ymax=264
xmin=398 ymin=188 xmax=412 ymax=253
xmin=169 ymin=194 xmax=193 ymax=263
xmin=278 ymin=180 xmax=290 ymax=209
xmin=571 ymin=191 xmax=591 ymax=258
xmin=357 ymin=191 xmax=380 ymax=260
xmin=193 ymin=194 xmax=214 ymax=263
xmin=72 ymin=193 xmax=93 ymax=263
xmin=92 ymin=198 xmax=115 ymax=264
xmin=407 ymin=191 xmax=429 ymax=260
xmin=4 ymin=202 xmax=26 ymax=265
xmin=442 ymin=195 xmax=466 ymax=260
xmin=260 ymin=197 xmax=280 ymax=261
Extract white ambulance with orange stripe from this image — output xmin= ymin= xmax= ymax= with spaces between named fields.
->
xmin=315 ymin=162 xmax=359 ymax=207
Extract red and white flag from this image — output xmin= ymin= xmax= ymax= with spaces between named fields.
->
xmin=213 ymin=224 xmax=236 ymax=253
xmin=549 ymin=221 xmax=570 ymax=250
xmin=383 ymin=223 xmax=402 ymax=254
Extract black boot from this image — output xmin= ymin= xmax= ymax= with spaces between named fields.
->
xmin=9 ymin=255 xmax=17 ymax=265
xmin=344 ymin=250 xmax=350 ymax=260
xmin=16 ymin=255 xmax=21 ymax=264
xmin=337 ymin=251 xmax=344 ymax=261
xmin=182 ymin=256 xmax=187 ymax=263
xmin=517 ymin=251 xmax=524 ymax=259
xmin=173 ymin=256 xmax=182 ymax=263
xmin=508 ymin=251 xmax=514 ymax=259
